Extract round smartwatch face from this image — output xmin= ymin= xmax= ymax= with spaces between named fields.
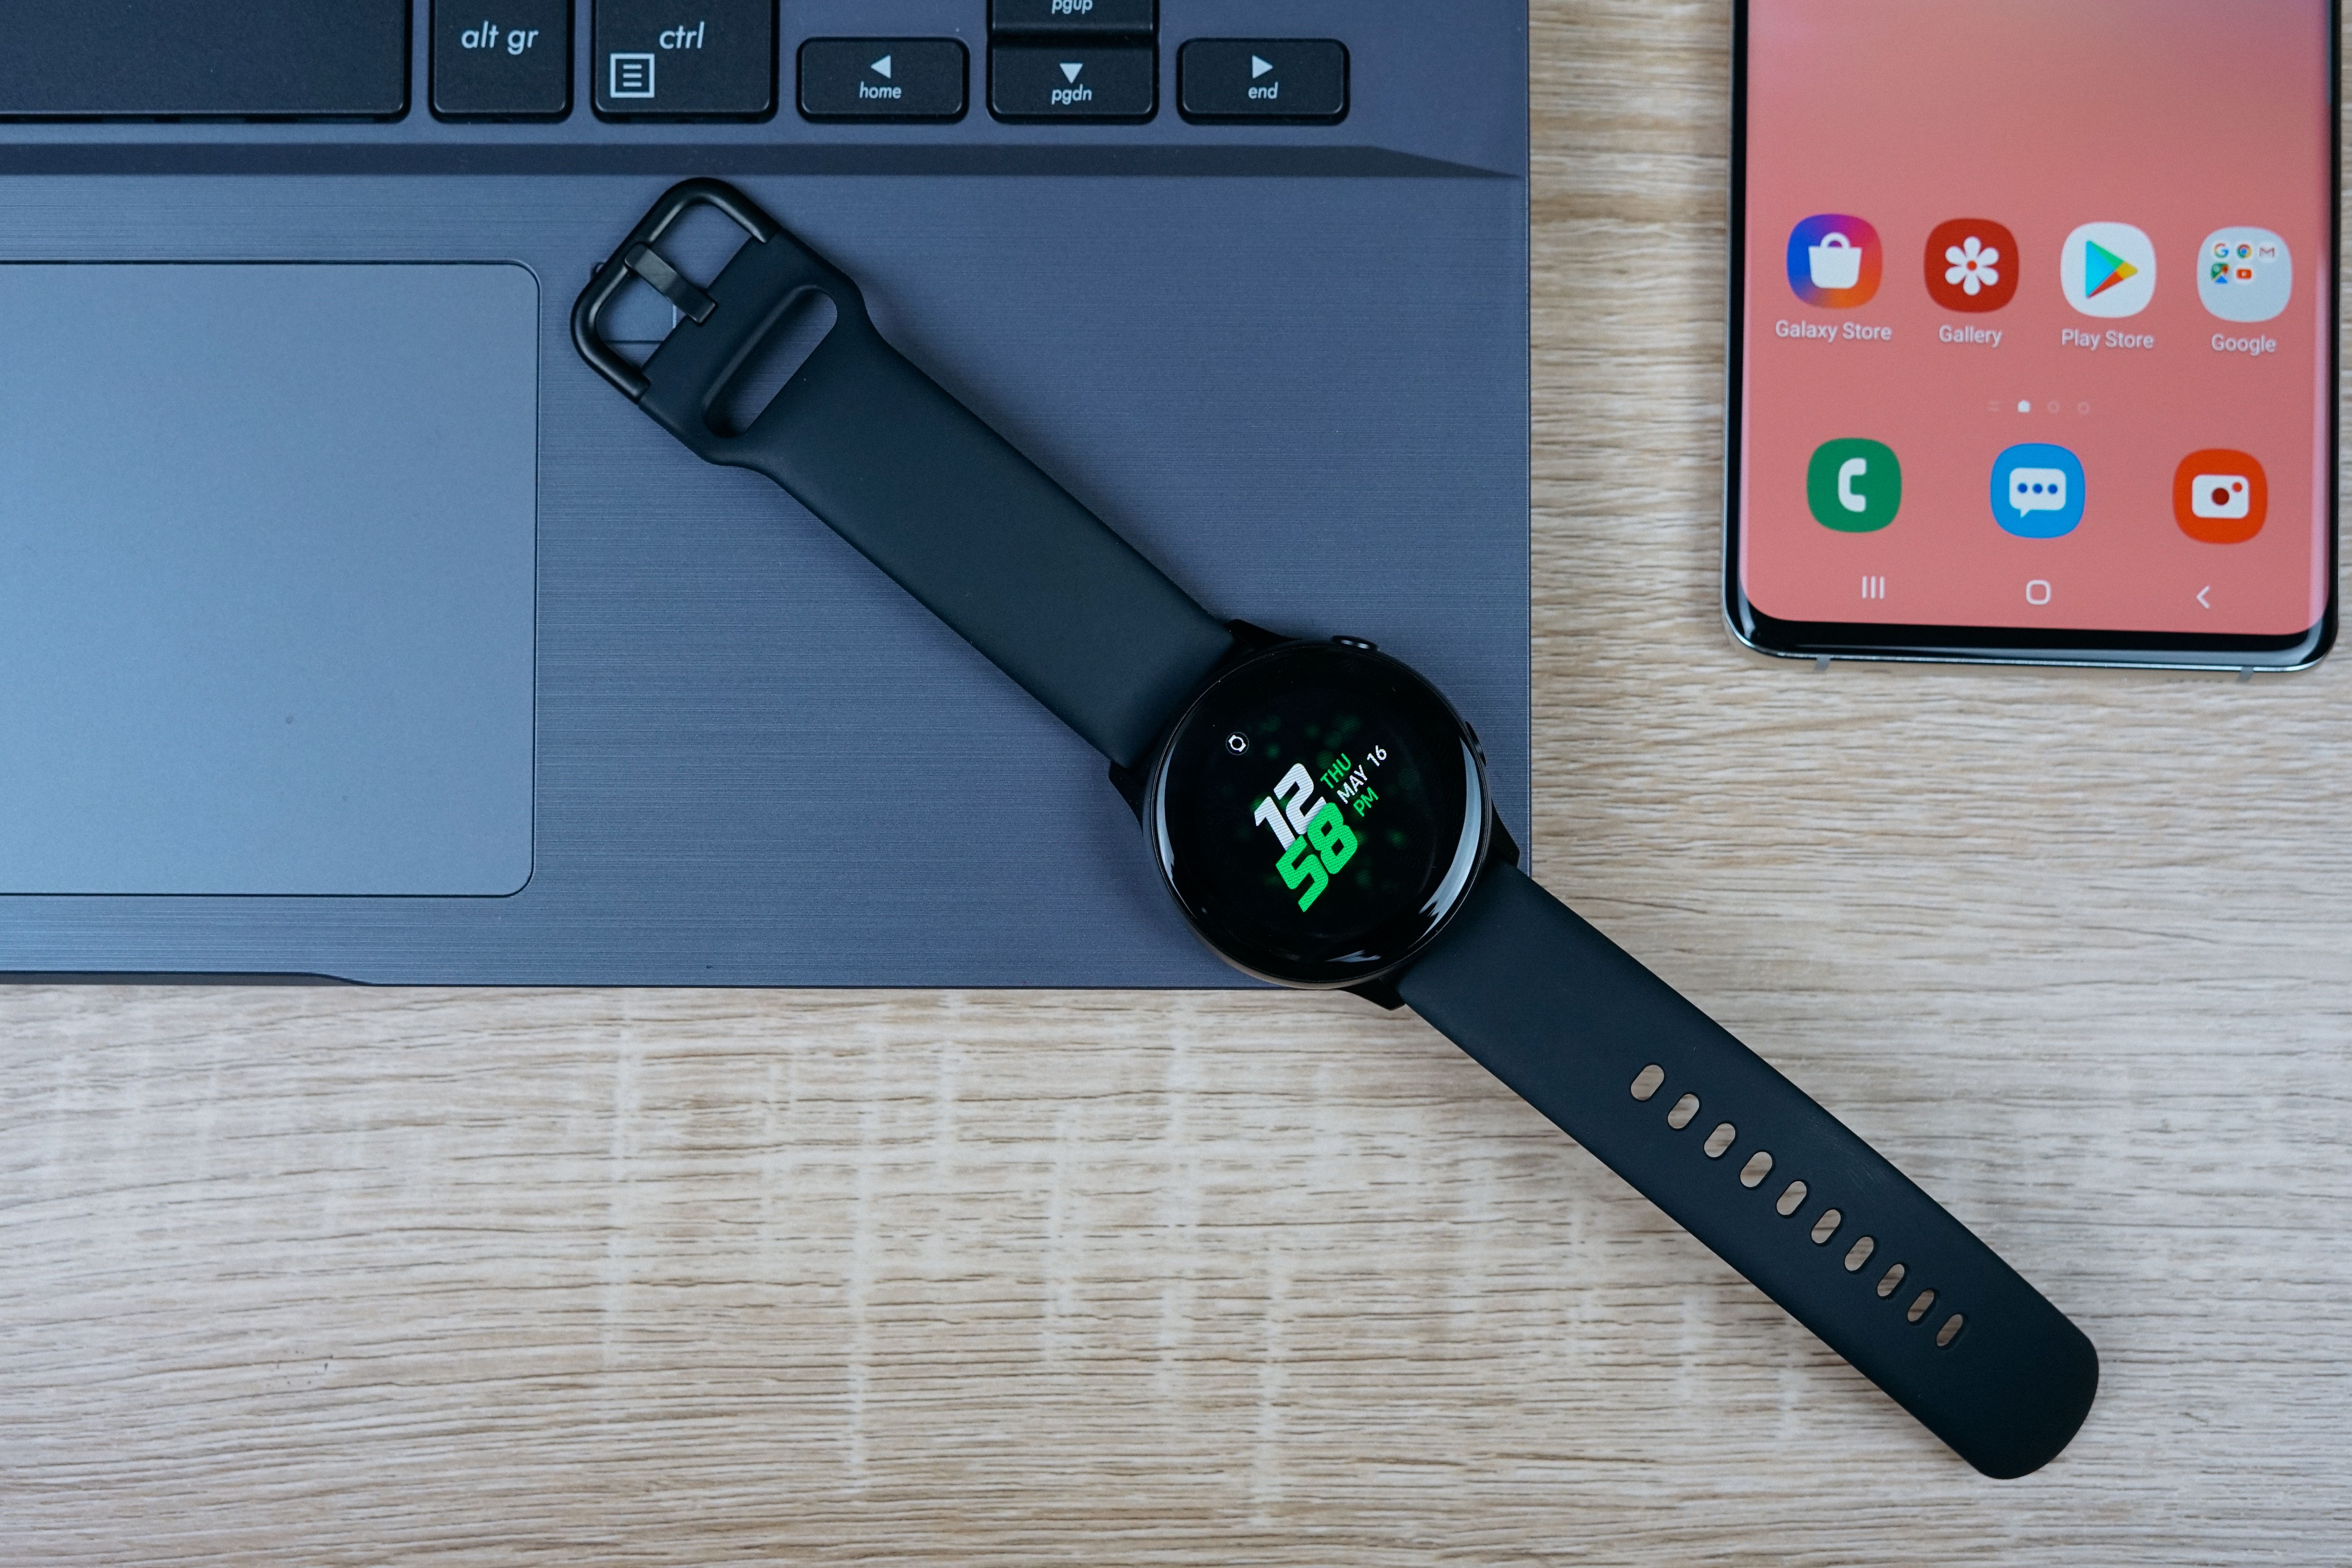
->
xmin=1147 ymin=639 xmax=1490 ymax=988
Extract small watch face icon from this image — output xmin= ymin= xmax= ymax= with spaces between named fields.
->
xmin=1806 ymin=439 xmax=1902 ymax=532
xmin=1926 ymin=219 xmax=2018 ymax=312
xmin=2174 ymin=450 xmax=2268 ymax=543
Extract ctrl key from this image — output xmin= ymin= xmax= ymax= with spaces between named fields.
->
xmin=800 ymin=39 xmax=967 ymax=122
xmin=1179 ymin=39 xmax=1348 ymax=123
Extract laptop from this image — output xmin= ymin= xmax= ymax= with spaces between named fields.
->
xmin=0 ymin=0 xmax=1529 ymax=984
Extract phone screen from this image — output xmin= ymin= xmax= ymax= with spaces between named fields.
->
xmin=1731 ymin=0 xmax=2336 ymax=663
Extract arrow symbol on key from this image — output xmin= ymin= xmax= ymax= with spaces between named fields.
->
xmin=870 ymin=54 xmax=892 ymax=79
xmin=1251 ymin=56 xmax=1273 ymax=78
xmin=1060 ymin=62 xmax=1083 ymax=82
xmin=2198 ymin=585 xmax=2212 ymax=609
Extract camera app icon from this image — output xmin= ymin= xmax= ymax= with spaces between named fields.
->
xmin=2173 ymin=450 xmax=2268 ymax=544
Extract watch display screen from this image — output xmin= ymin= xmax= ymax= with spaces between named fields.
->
xmin=1148 ymin=640 xmax=1488 ymax=987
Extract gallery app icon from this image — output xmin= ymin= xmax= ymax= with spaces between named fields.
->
xmin=1991 ymin=443 xmax=2086 ymax=538
xmin=1806 ymin=439 xmax=1902 ymax=532
xmin=2197 ymin=228 xmax=2292 ymax=323
xmin=1925 ymin=218 xmax=2018 ymax=311
xmin=1786 ymin=215 xmax=1882 ymax=308
xmin=2060 ymin=222 xmax=2157 ymax=318
xmin=2174 ymin=450 xmax=2268 ymax=543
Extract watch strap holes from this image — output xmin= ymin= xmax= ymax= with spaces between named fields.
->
xmin=1665 ymin=1093 xmax=1700 ymax=1130
xmin=1906 ymin=1288 xmax=1937 ymax=1323
xmin=1843 ymin=1236 xmax=1876 ymax=1272
xmin=1935 ymin=1313 xmax=1967 ymax=1348
xmin=1629 ymin=1064 xmax=1666 ymax=1102
xmin=1810 ymin=1208 xmax=1843 ymax=1245
xmin=1775 ymin=1179 xmax=1809 ymax=1216
xmin=1875 ymin=1261 xmax=1906 ymax=1299
xmin=1702 ymin=1122 xmax=1737 ymax=1159
xmin=1738 ymin=1150 xmax=1774 ymax=1188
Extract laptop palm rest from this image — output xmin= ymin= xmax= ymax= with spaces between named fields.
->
xmin=0 ymin=263 xmax=535 ymax=895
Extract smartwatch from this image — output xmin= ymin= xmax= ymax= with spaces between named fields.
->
xmin=575 ymin=180 xmax=2099 ymax=1479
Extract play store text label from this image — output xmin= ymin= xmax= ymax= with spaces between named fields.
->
xmin=2061 ymin=327 xmax=2156 ymax=352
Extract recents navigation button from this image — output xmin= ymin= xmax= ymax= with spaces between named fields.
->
xmin=1179 ymin=39 xmax=1347 ymax=123
xmin=594 ymin=0 xmax=774 ymax=119
xmin=800 ymin=39 xmax=967 ymax=121
xmin=991 ymin=0 xmax=1156 ymax=36
xmin=989 ymin=45 xmax=1154 ymax=121
xmin=433 ymin=0 xmax=571 ymax=119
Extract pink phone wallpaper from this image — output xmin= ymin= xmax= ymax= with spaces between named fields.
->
xmin=1740 ymin=0 xmax=2333 ymax=635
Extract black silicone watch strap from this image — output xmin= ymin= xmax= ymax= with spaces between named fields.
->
xmin=576 ymin=181 xmax=1233 ymax=771
xmin=1394 ymin=862 xmax=2098 ymax=1478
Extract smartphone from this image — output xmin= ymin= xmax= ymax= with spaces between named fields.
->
xmin=1726 ymin=0 xmax=2339 ymax=670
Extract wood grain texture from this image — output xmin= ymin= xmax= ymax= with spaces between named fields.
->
xmin=5 ymin=2 xmax=2350 ymax=1561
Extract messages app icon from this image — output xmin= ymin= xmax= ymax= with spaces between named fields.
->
xmin=2060 ymin=223 xmax=2156 ymax=318
xmin=1991 ymin=443 xmax=2086 ymax=538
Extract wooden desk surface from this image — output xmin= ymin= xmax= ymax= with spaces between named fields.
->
xmin=6 ymin=5 xmax=2348 ymax=1562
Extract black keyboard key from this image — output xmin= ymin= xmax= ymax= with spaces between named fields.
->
xmin=800 ymin=40 xmax=967 ymax=122
xmin=1179 ymin=39 xmax=1347 ymax=123
xmin=594 ymin=0 xmax=775 ymax=119
xmin=0 ymin=0 xmax=406 ymax=119
xmin=989 ymin=46 xmax=1155 ymax=122
xmin=433 ymin=0 xmax=572 ymax=120
xmin=991 ymin=0 xmax=1156 ymax=37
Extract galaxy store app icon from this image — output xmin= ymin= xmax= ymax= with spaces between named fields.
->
xmin=1786 ymin=215 xmax=1882 ymax=308
xmin=2060 ymin=223 xmax=2156 ymax=318
xmin=2198 ymin=228 xmax=2292 ymax=323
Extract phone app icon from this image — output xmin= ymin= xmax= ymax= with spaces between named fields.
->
xmin=2173 ymin=450 xmax=2268 ymax=543
xmin=1786 ymin=215 xmax=1882 ymax=308
xmin=1990 ymin=443 xmax=2086 ymax=538
xmin=1925 ymin=218 xmax=2018 ymax=311
xmin=1806 ymin=439 xmax=1902 ymax=532
xmin=2060 ymin=223 xmax=2157 ymax=318
xmin=2197 ymin=228 xmax=2292 ymax=323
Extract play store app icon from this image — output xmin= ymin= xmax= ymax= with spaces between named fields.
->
xmin=2061 ymin=222 xmax=2157 ymax=318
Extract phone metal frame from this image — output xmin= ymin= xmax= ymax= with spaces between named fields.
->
xmin=1722 ymin=0 xmax=2342 ymax=672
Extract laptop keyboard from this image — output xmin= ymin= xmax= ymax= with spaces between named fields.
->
xmin=0 ymin=0 xmax=1350 ymax=132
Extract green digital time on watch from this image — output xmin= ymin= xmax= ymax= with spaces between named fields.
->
xmin=575 ymin=180 xmax=2099 ymax=1479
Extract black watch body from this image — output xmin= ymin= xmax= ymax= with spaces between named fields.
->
xmin=1138 ymin=630 xmax=1497 ymax=995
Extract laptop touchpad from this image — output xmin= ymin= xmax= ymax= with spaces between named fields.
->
xmin=0 ymin=264 xmax=535 ymax=895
